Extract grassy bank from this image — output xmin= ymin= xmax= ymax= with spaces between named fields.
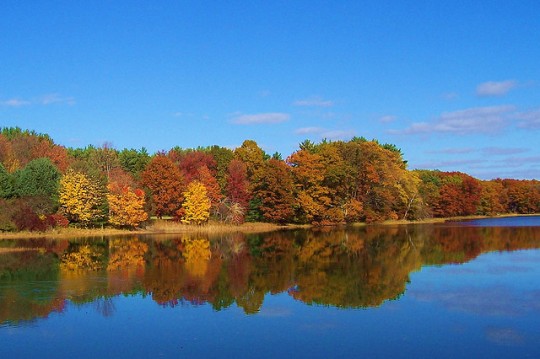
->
xmin=0 ymin=220 xmax=306 ymax=240
xmin=1 ymin=214 xmax=537 ymax=240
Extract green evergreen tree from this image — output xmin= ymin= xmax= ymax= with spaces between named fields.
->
xmin=13 ymin=158 xmax=61 ymax=203
xmin=0 ymin=163 xmax=13 ymax=198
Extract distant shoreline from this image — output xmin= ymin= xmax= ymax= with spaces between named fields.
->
xmin=0 ymin=221 xmax=308 ymax=240
xmin=0 ymin=214 xmax=538 ymax=240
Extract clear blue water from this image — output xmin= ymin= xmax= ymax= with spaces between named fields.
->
xmin=1 ymin=217 xmax=540 ymax=358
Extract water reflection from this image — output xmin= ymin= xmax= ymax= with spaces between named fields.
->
xmin=1 ymin=222 xmax=540 ymax=325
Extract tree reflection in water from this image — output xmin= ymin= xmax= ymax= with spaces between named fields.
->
xmin=1 ymin=223 xmax=540 ymax=323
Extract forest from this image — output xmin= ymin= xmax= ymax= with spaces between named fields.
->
xmin=0 ymin=127 xmax=539 ymax=232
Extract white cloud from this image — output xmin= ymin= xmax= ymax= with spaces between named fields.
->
xmin=173 ymin=112 xmax=195 ymax=118
xmin=0 ymin=98 xmax=31 ymax=107
xmin=320 ymin=129 xmax=355 ymax=140
xmin=379 ymin=115 xmax=396 ymax=123
xmin=481 ymin=147 xmax=528 ymax=156
xmin=231 ymin=112 xmax=290 ymax=125
xmin=476 ymin=80 xmax=517 ymax=97
xmin=390 ymin=105 xmax=515 ymax=135
xmin=426 ymin=147 xmax=528 ymax=156
xmin=294 ymin=126 xmax=354 ymax=140
xmin=295 ymin=127 xmax=324 ymax=135
xmin=412 ymin=158 xmax=484 ymax=170
xmin=515 ymin=108 xmax=540 ymax=129
xmin=1 ymin=94 xmax=75 ymax=107
xmin=495 ymin=155 xmax=540 ymax=167
xmin=442 ymin=92 xmax=459 ymax=100
xmin=293 ymin=96 xmax=334 ymax=107
xmin=39 ymin=93 xmax=75 ymax=105
xmin=427 ymin=147 xmax=475 ymax=155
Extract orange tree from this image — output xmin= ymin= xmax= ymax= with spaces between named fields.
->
xmin=197 ymin=165 xmax=223 ymax=213
xmin=107 ymin=182 xmax=148 ymax=228
xmin=287 ymin=149 xmax=332 ymax=224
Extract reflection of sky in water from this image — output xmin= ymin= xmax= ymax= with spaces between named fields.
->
xmin=485 ymin=327 xmax=524 ymax=346
xmin=407 ymin=249 xmax=540 ymax=356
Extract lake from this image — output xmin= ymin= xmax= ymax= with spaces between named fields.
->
xmin=1 ymin=216 xmax=540 ymax=358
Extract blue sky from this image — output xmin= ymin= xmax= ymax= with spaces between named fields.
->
xmin=1 ymin=1 xmax=539 ymax=180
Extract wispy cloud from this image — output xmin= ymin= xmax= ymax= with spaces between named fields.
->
xmin=495 ymin=155 xmax=540 ymax=167
xmin=1 ymin=93 xmax=75 ymax=107
xmin=413 ymin=158 xmax=484 ymax=170
xmin=467 ymin=165 xmax=540 ymax=180
xmin=426 ymin=146 xmax=528 ymax=157
xmin=379 ymin=115 xmax=396 ymax=123
xmin=295 ymin=127 xmax=324 ymax=135
xmin=0 ymin=98 xmax=31 ymax=107
xmin=321 ymin=130 xmax=355 ymax=140
xmin=293 ymin=96 xmax=334 ymax=107
xmin=476 ymin=80 xmax=517 ymax=97
xmin=442 ymin=92 xmax=459 ymax=101
xmin=259 ymin=90 xmax=271 ymax=98
xmin=231 ymin=112 xmax=290 ymax=125
xmin=39 ymin=93 xmax=75 ymax=105
xmin=294 ymin=126 xmax=354 ymax=140
xmin=482 ymin=147 xmax=528 ymax=156
xmin=390 ymin=105 xmax=515 ymax=135
xmin=515 ymin=108 xmax=540 ymax=129
xmin=427 ymin=147 xmax=475 ymax=155
xmin=173 ymin=112 xmax=196 ymax=118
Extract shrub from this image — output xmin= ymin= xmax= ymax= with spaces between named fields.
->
xmin=47 ymin=213 xmax=69 ymax=228
xmin=11 ymin=202 xmax=48 ymax=231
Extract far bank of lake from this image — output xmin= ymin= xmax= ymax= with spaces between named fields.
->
xmin=1 ymin=214 xmax=538 ymax=241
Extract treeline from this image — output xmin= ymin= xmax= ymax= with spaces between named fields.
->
xmin=1 ymin=127 xmax=539 ymax=231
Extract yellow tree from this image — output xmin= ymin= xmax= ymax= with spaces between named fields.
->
xmin=181 ymin=237 xmax=211 ymax=277
xmin=59 ymin=169 xmax=104 ymax=225
xmin=107 ymin=238 xmax=149 ymax=270
xmin=182 ymin=181 xmax=211 ymax=225
xmin=107 ymin=183 xmax=148 ymax=228
xmin=60 ymin=245 xmax=105 ymax=271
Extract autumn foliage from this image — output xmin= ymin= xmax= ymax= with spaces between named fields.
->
xmin=140 ymin=154 xmax=184 ymax=218
xmin=1 ymin=126 xmax=539 ymax=231
xmin=107 ymin=183 xmax=148 ymax=228
xmin=181 ymin=181 xmax=211 ymax=225
xmin=59 ymin=169 xmax=104 ymax=225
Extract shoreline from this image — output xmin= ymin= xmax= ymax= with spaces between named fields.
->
xmin=375 ymin=213 xmax=540 ymax=226
xmin=0 ymin=221 xmax=309 ymax=240
xmin=0 ymin=213 xmax=538 ymax=240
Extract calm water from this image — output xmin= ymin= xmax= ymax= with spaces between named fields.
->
xmin=1 ymin=216 xmax=540 ymax=358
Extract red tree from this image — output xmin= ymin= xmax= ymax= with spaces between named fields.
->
xmin=173 ymin=150 xmax=217 ymax=184
xmin=197 ymin=165 xmax=223 ymax=210
xmin=226 ymin=159 xmax=250 ymax=209
xmin=257 ymin=159 xmax=295 ymax=223
xmin=140 ymin=155 xmax=185 ymax=218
